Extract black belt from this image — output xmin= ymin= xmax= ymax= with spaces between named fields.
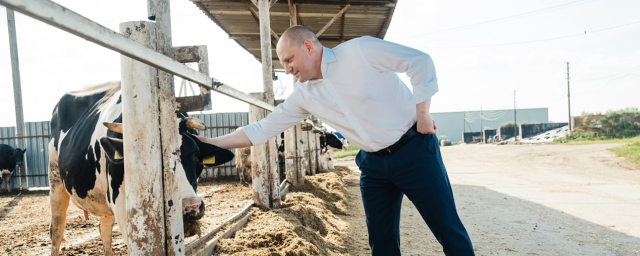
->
xmin=372 ymin=123 xmax=418 ymax=156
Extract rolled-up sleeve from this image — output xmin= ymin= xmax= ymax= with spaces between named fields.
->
xmin=358 ymin=36 xmax=438 ymax=104
xmin=243 ymin=91 xmax=310 ymax=146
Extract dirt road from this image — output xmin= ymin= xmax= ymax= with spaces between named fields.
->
xmin=336 ymin=143 xmax=640 ymax=256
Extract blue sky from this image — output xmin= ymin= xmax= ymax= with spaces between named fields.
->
xmin=1 ymin=0 xmax=639 ymax=127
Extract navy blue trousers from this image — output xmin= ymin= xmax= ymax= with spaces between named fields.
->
xmin=356 ymin=133 xmax=474 ymax=256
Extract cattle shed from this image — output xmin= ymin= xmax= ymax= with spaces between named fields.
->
xmin=432 ymin=108 xmax=550 ymax=143
xmin=191 ymin=0 xmax=398 ymax=69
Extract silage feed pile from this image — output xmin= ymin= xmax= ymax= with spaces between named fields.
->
xmin=214 ymin=166 xmax=356 ymax=256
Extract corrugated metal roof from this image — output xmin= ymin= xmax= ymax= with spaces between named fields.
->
xmin=191 ymin=0 xmax=397 ymax=68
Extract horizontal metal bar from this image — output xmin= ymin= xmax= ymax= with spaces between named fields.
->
xmin=210 ymin=10 xmax=386 ymax=19
xmin=185 ymin=202 xmax=253 ymax=254
xmin=0 ymin=135 xmax=50 ymax=140
xmin=0 ymin=0 xmax=274 ymax=112
xmin=206 ymin=126 xmax=240 ymax=129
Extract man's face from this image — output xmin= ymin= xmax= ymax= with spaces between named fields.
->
xmin=277 ymin=37 xmax=317 ymax=83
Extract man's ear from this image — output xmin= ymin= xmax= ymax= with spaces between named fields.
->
xmin=303 ymin=39 xmax=315 ymax=54
xmin=100 ymin=137 xmax=124 ymax=164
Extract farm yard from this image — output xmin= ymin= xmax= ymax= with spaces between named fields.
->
xmin=1 ymin=0 xmax=639 ymax=255
xmin=1 ymin=142 xmax=639 ymax=255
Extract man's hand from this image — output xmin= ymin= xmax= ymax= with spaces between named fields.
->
xmin=417 ymin=114 xmax=437 ymax=134
xmin=416 ymin=98 xmax=437 ymax=134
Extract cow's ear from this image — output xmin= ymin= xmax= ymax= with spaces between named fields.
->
xmin=100 ymin=137 xmax=124 ymax=164
xmin=192 ymin=135 xmax=234 ymax=167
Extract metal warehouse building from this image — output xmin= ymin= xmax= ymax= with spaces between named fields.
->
xmin=432 ymin=108 xmax=549 ymax=142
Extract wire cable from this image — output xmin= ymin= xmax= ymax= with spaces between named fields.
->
xmin=391 ymin=0 xmax=600 ymax=41
xmin=412 ymin=19 xmax=640 ymax=49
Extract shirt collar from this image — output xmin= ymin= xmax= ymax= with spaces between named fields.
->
xmin=321 ymin=47 xmax=336 ymax=76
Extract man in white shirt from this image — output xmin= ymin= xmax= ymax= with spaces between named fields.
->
xmin=199 ymin=26 xmax=474 ymax=255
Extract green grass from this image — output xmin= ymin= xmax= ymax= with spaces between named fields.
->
xmin=553 ymin=136 xmax=639 ymax=145
xmin=332 ymin=144 xmax=360 ymax=159
xmin=555 ymin=135 xmax=640 ymax=167
xmin=608 ymin=136 xmax=640 ymax=167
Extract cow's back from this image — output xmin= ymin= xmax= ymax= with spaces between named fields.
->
xmin=50 ymin=81 xmax=123 ymax=216
xmin=0 ymin=144 xmax=16 ymax=171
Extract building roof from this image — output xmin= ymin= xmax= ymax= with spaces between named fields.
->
xmin=191 ymin=0 xmax=397 ymax=69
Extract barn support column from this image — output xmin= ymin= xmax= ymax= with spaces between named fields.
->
xmin=284 ymin=125 xmax=298 ymax=186
xmin=257 ymin=0 xmax=281 ymax=207
xmin=301 ymin=125 xmax=311 ymax=175
xmin=308 ymin=129 xmax=317 ymax=175
xmin=147 ymin=0 xmax=185 ymax=254
xmin=295 ymin=123 xmax=306 ymax=184
xmin=249 ymin=93 xmax=269 ymax=207
xmin=120 ymin=21 xmax=166 ymax=254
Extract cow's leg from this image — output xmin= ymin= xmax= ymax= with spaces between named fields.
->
xmin=49 ymin=142 xmax=69 ymax=256
xmin=49 ymin=180 xmax=70 ymax=256
xmin=6 ymin=172 xmax=11 ymax=193
xmin=99 ymin=216 xmax=115 ymax=256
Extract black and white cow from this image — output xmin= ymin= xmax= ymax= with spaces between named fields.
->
xmin=0 ymin=144 xmax=26 ymax=193
xmin=319 ymin=131 xmax=346 ymax=152
xmin=48 ymin=81 xmax=234 ymax=256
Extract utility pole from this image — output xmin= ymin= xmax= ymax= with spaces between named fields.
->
xmin=567 ymin=62 xmax=572 ymax=137
xmin=513 ymin=90 xmax=517 ymax=141
xmin=480 ymin=105 xmax=483 ymax=144
xmin=7 ymin=9 xmax=27 ymax=189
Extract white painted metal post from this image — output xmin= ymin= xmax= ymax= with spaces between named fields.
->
xmin=308 ymin=130 xmax=316 ymax=175
xmin=301 ymin=126 xmax=311 ymax=175
xmin=148 ymin=0 xmax=185 ymax=254
xmin=295 ymin=123 xmax=306 ymax=184
xmin=268 ymin=135 xmax=281 ymax=207
xmin=6 ymin=9 xmax=27 ymax=189
xmin=258 ymin=0 xmax=280 ymax=206
xmin=284 ymin=126 xmax=297 ymax=186
xmin=249 ymin=93 xmax=270 ymax=207
xmin=120 ymin=21 xmax=166 ymax=254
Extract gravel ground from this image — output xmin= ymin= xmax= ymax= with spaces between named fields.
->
xmin=336 ymin=143 xmax=640 ymax=256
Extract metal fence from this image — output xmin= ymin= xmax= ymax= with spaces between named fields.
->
xmin=0 ymin=121 xmax=51 ymax=190
xmin=190 ymin=112 xmax=249 ymax=179
xmin=0 ymin=113 xmax=248 ymax=191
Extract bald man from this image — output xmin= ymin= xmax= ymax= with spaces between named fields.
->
xmin=198 ymin=25 xmax=474 ymax=256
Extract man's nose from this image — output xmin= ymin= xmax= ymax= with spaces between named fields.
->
xmin=284 ymin=64 xmax=292 ymax=75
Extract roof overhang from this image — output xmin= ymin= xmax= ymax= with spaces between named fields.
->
xmin=191 ymin=0 xmax=397 ymax=69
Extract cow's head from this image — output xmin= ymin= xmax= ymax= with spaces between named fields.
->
xmin=320 ymin=132 xmax=346 ymax=152
xmin=14 ymin=148 xmax=26 ymax=167
xmin=319 ymin=150 xmax=335 ymax=170
xmin=98 ymin=117 xmax=234 ymax=236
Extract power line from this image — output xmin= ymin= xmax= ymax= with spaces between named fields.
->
xmin=574 ymin=64 xmax=640 ymax=81
xmin=412 ymin=19 xmax=640 ymax=49
xmin=391 ymin=0 xmax=600 ymax=41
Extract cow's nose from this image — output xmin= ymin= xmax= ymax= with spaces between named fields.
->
xmin=182 ymin=197 xmax=204 ymax=219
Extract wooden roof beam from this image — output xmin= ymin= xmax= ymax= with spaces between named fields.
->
xmin=315 ymin=4 xmax=350 ymax=37
xmin=340 ymin=6 xmax=346 ymax=42
xmin=377 ymin=0 xmax=397 ymax=38
xmin=244 ymin=1 xmax=280 ymax=43
xmin=194 ymin=0 xmax=395 ymax=7
xmin=287 ymin=0 xmax=297 ymax=26
xmin=209 ymin=10 xmax=386 ymax=19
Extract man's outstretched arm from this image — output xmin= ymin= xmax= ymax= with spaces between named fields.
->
xmin=195 ymin=127 xmax=253 ymax=149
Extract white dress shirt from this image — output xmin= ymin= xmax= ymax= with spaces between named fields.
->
xmin=243 ymin=36 xmax=438 ymax=152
